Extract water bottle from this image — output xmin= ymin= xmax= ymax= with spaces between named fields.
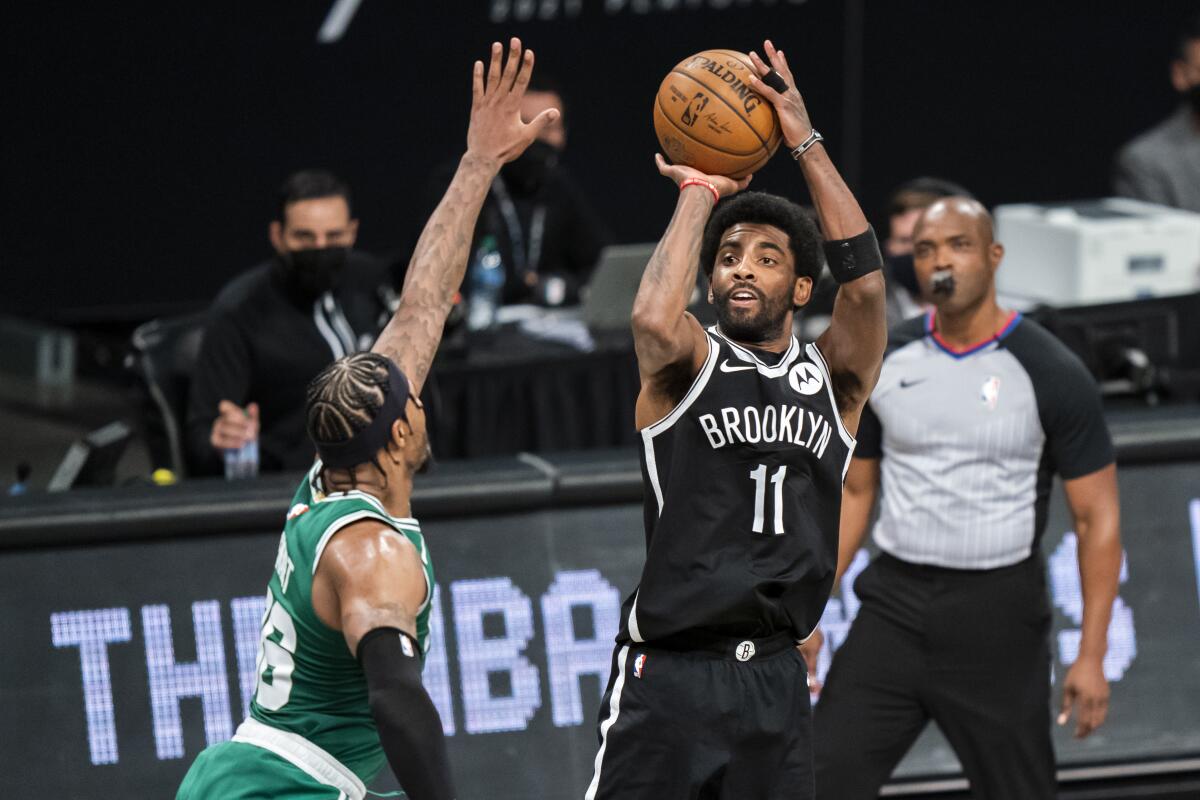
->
xmin=224 ymin=438 xmax=259 ymax=480
xmin=467 ymin=235 xmax=506 ymax=331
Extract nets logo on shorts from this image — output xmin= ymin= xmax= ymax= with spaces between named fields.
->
xmin=735 ymin=641 xmax=756 ymax=662
xmin=634 ymin=653 xmax=647 ymax=678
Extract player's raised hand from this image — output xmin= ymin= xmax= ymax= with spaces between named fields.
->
xmin=467 ymin=38 xmax=559 ymax=167
xmin=747 ymin=40 xmax=814 ymax=150
xmin=654 ymin=153 xmax=751 ymax=200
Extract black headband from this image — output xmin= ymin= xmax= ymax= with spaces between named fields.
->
xmin=314 ymin=359 xmax=411 ymax=469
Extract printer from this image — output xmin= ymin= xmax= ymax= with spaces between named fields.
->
xmin=994 ymin=198 xmax=1200 ymax=306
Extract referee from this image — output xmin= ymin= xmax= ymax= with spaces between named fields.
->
xmin=812 ymin=197 xmax=1122 ymax=799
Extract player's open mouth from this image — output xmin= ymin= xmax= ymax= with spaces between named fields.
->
xmin=729 ymin=289 xmax=760 ymax=306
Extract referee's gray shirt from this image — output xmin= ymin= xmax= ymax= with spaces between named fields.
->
xmin=856 ymin=312 xmax=1114 ymax=570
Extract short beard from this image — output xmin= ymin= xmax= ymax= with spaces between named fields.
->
xmin=415 ymin=442 xmax=435 ymax=475
xmin=713 ymin=286 xmax=792 ymax=345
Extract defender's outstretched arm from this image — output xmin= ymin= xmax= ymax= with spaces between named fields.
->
xmin=373 ymin=38 xmax=559 ymax=394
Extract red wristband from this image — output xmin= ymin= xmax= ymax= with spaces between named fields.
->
xmin=679 ymin=177 xmax=720 ymax=205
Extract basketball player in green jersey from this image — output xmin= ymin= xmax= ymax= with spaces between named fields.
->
xmin=177 ymin=38 xmax=560 ymax=800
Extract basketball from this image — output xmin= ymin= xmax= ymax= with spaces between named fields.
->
xmin=653 ymin=49 xmax=783 ymax=179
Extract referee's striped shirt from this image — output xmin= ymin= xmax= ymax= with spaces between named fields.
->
xmin=855 ymin=312 xmax=1114 ymax=570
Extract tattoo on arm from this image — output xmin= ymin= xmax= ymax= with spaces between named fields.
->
xmin=632 ymin=190 xmax=712 ymax=373
xmin=373 ymin=156 xmax=496 ymax=393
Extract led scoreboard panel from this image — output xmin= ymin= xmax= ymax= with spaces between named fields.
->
xmin=1 ymin=462 xmax=1198 ymax=797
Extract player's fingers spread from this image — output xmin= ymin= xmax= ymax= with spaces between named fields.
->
xmin=472 ymin=60 xmax=484 ymax=104
xmin=503 ymin=37 xmax=521 ymax=90
xmin=748 ymin=50 xmax=770 ymax=76
xmin=765 ymin=40 xmax=795 ymax=83
xmin=486 ymin=41 xmax=503 ymax=94
xmin=764 ymin=38 xmax=781 ymax=67
xmin=528 ymin=107 xmax=558 ymax=136
xmin=777 ymin=48 xmax=794 ymax=79
xmin=513 ymin=48 xmax=535 ymax=93
xmin=748 ymin=73 xmax=782 ymax=101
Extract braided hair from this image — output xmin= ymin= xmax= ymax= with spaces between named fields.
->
xmin=305 ymin=351 xmax=393 ymax=488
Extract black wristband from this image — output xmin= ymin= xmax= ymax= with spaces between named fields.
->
xmin=823 ymin=226 xmax=884 ymax=284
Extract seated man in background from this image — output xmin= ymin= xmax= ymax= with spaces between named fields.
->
xmin=410 ymin=75 xmax=610 ymax=315
xmin=186 ymin=170 xmax=393 ymax=474
xmin=1113 ymin=12 xmax=1200 ymax=212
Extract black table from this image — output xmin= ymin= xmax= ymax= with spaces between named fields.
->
xmin=428 ymin=326 xmax=640 ymax=459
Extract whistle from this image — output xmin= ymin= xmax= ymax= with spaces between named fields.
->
xmin=931 ymin=272 xmax=956 ymax=296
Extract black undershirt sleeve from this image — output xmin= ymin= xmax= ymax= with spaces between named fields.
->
xmin=1005 ymin=321 xmax=1114 ymax=479
xmin=853 ymin=400 xmax=883 ymax=459
xmin=358 ymin=627 xmax=456 ymax=800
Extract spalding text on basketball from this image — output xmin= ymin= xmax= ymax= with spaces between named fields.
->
xmin=684 ymin=55 xmax=764 ymax=114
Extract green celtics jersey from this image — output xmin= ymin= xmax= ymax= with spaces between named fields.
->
xmin=248 ymin=463 xmax=435 ymax=785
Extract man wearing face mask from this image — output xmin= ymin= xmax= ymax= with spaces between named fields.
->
xmin=1113 ymin=12 xmax=1200 ymax=212
xmin=186 ymin=169 xmax=394 ymax=474
xmin=410 ymin=75 xmax=610 ymax=308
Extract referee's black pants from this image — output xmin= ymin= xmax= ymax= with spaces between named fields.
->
xmin=813 ymin=553 xmax=1056 ymax=800
xmin=587 ymin=632 xmax=814 ymax=799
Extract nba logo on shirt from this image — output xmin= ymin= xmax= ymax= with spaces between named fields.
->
xmin=981 ymin=376 xmax=1001 ymax=410
xmin=634 ymin=653 xmax=647 ymax=678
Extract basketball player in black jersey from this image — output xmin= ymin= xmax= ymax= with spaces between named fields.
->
xmin=585 ymin=41 xmax=887 ymax=800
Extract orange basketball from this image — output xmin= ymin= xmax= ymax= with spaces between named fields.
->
xmin=653 ymin=49 xmax=782 ymax=179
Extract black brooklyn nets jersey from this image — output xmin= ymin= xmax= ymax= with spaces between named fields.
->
xmin=619 ymin=326 xmax=856 ymax=645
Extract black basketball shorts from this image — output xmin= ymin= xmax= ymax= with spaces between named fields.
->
xmin=585 ymin=632 xmax=813 ymax=799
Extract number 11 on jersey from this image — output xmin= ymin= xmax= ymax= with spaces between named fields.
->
xmin=750 ymin=464 xmax=787 ymax=535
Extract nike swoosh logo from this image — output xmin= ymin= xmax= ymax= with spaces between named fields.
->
xmin=899 ymin=378 xmax=927 ymax=388
xmin=720 ymin=360 xmax=757 ymax=373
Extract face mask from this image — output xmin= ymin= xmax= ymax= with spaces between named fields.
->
xmin=279 ymin=246 xmax=348 ymax=300
xmin=1185 ymin=84 xmax=1200 ymax=115
xmin=884 ymin=253 xmax=920 ymax=296
xmin=501 ymin=139 xmax=560 ymax=194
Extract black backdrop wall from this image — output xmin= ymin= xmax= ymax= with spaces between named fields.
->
xmin=5 ymin=0 xmax=1194 ymax=323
